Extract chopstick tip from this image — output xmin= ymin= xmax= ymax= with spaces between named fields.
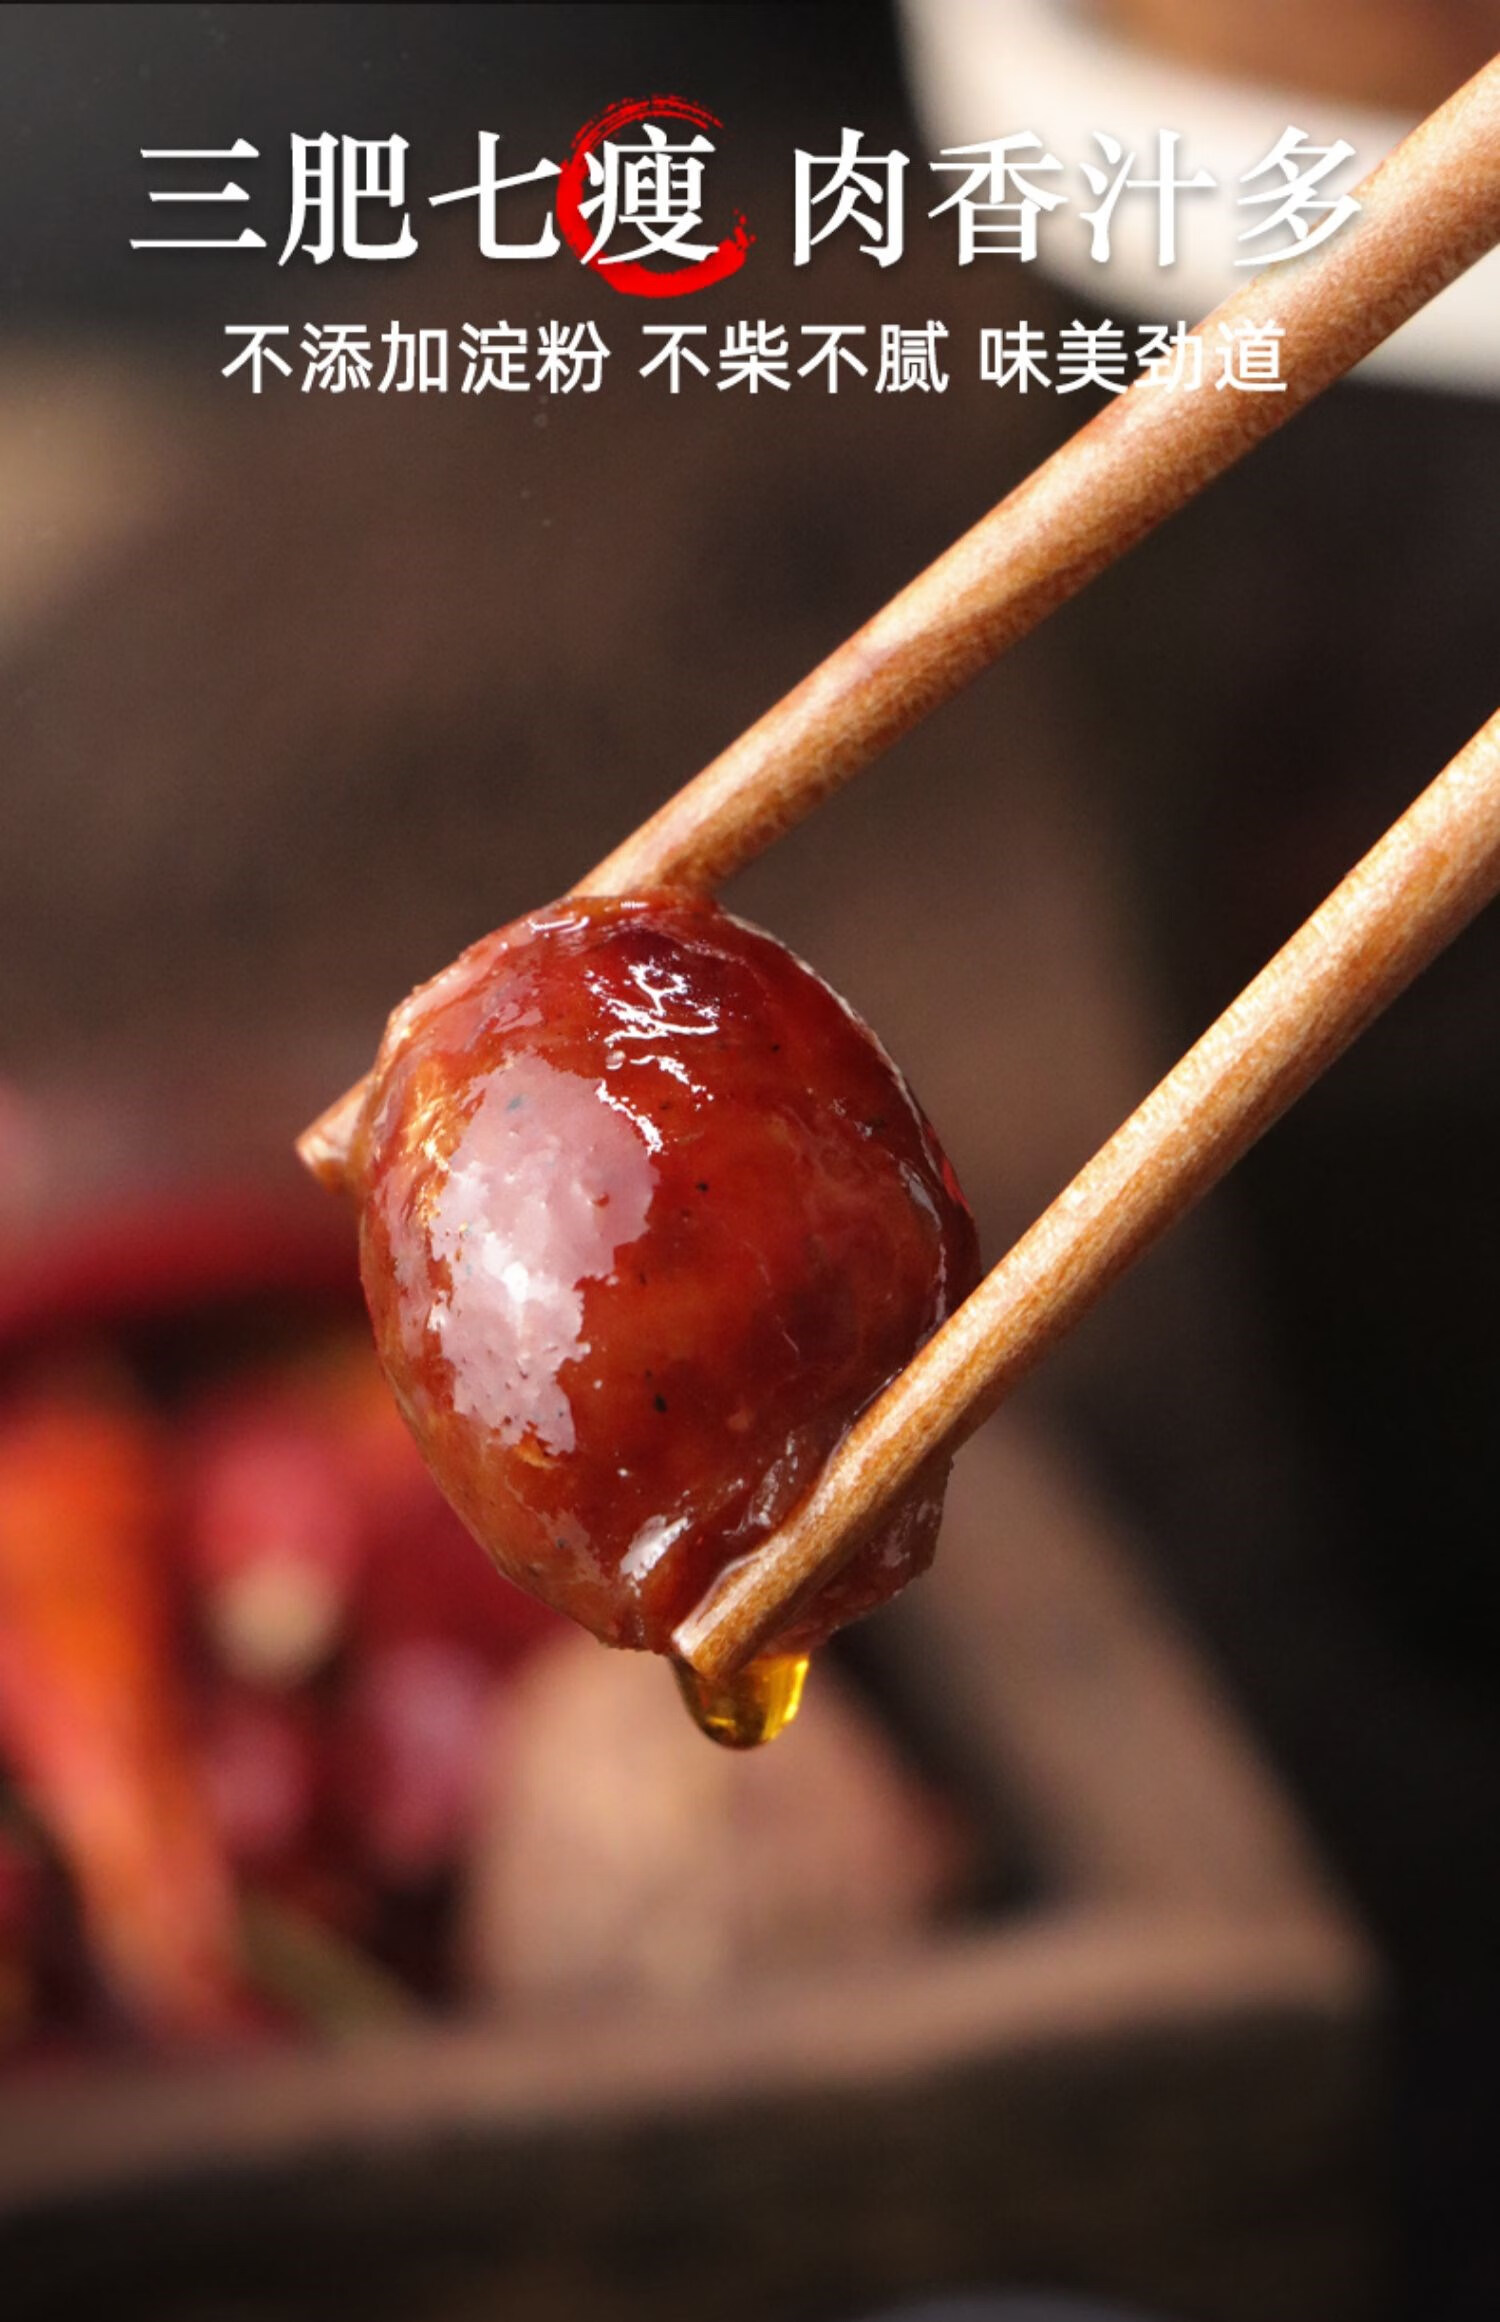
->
xmin=295 ymin=1078 xmax=368 ymax=1198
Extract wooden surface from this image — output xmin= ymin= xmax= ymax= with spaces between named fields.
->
xmin=676 ymin=703 xmax=1500 ymax=1676
xmin=0 ymin=1423 xmax=1381 ymax=2322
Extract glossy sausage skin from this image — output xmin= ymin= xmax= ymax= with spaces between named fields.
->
xmin=353 ymin=895 xmax=979 ymax=1654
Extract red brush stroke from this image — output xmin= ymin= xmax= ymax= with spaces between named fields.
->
xmin=556 ymin=94 xmax=753 ymax=298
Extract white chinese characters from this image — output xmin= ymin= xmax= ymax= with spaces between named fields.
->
xmin=224 ymin=317 xmax=1288 ymax=397
xmin=141 ymin=121 xmax=1361 ymax=272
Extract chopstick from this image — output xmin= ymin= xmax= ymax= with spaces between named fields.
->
xmin=673 ymin=704 xmax=1500 ymax=1680
xmin=576 ymin=55 xmax=1500 ymax=898
xmin=298 ymin=57 xmax=1500 ymax=1190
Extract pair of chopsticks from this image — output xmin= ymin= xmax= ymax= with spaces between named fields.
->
xmin=301 ymin=59 xmax=1500 ymax=1684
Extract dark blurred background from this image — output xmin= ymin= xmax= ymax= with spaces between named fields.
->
xmin=1 ymin=7 xmax=1498 ymax=2320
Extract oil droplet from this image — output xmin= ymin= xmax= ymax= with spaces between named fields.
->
xmin=671 ymin=1651 xmax=810 ymax=1750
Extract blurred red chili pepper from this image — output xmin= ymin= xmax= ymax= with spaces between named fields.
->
xmin=0 ymin=1811 xmax=47 ymax=2053
xmin=198 ymin=1683 xmax=321 ymax=1878
xmin=0 ymin=1385 xmax=250 ymax=2043
xmin=182 ymin=1379 xmax=367 ymax=1688
xmin=330 ymin=1638 xmax=497 ymax=1888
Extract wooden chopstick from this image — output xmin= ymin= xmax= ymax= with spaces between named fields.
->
xmin=673 ymin=705 xmax=1500 ymax=1681
xmin=298 ymin=58 xmax=1500 ymax=1189
xmin=577 ymin=55 xmax=1500 ymax=898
